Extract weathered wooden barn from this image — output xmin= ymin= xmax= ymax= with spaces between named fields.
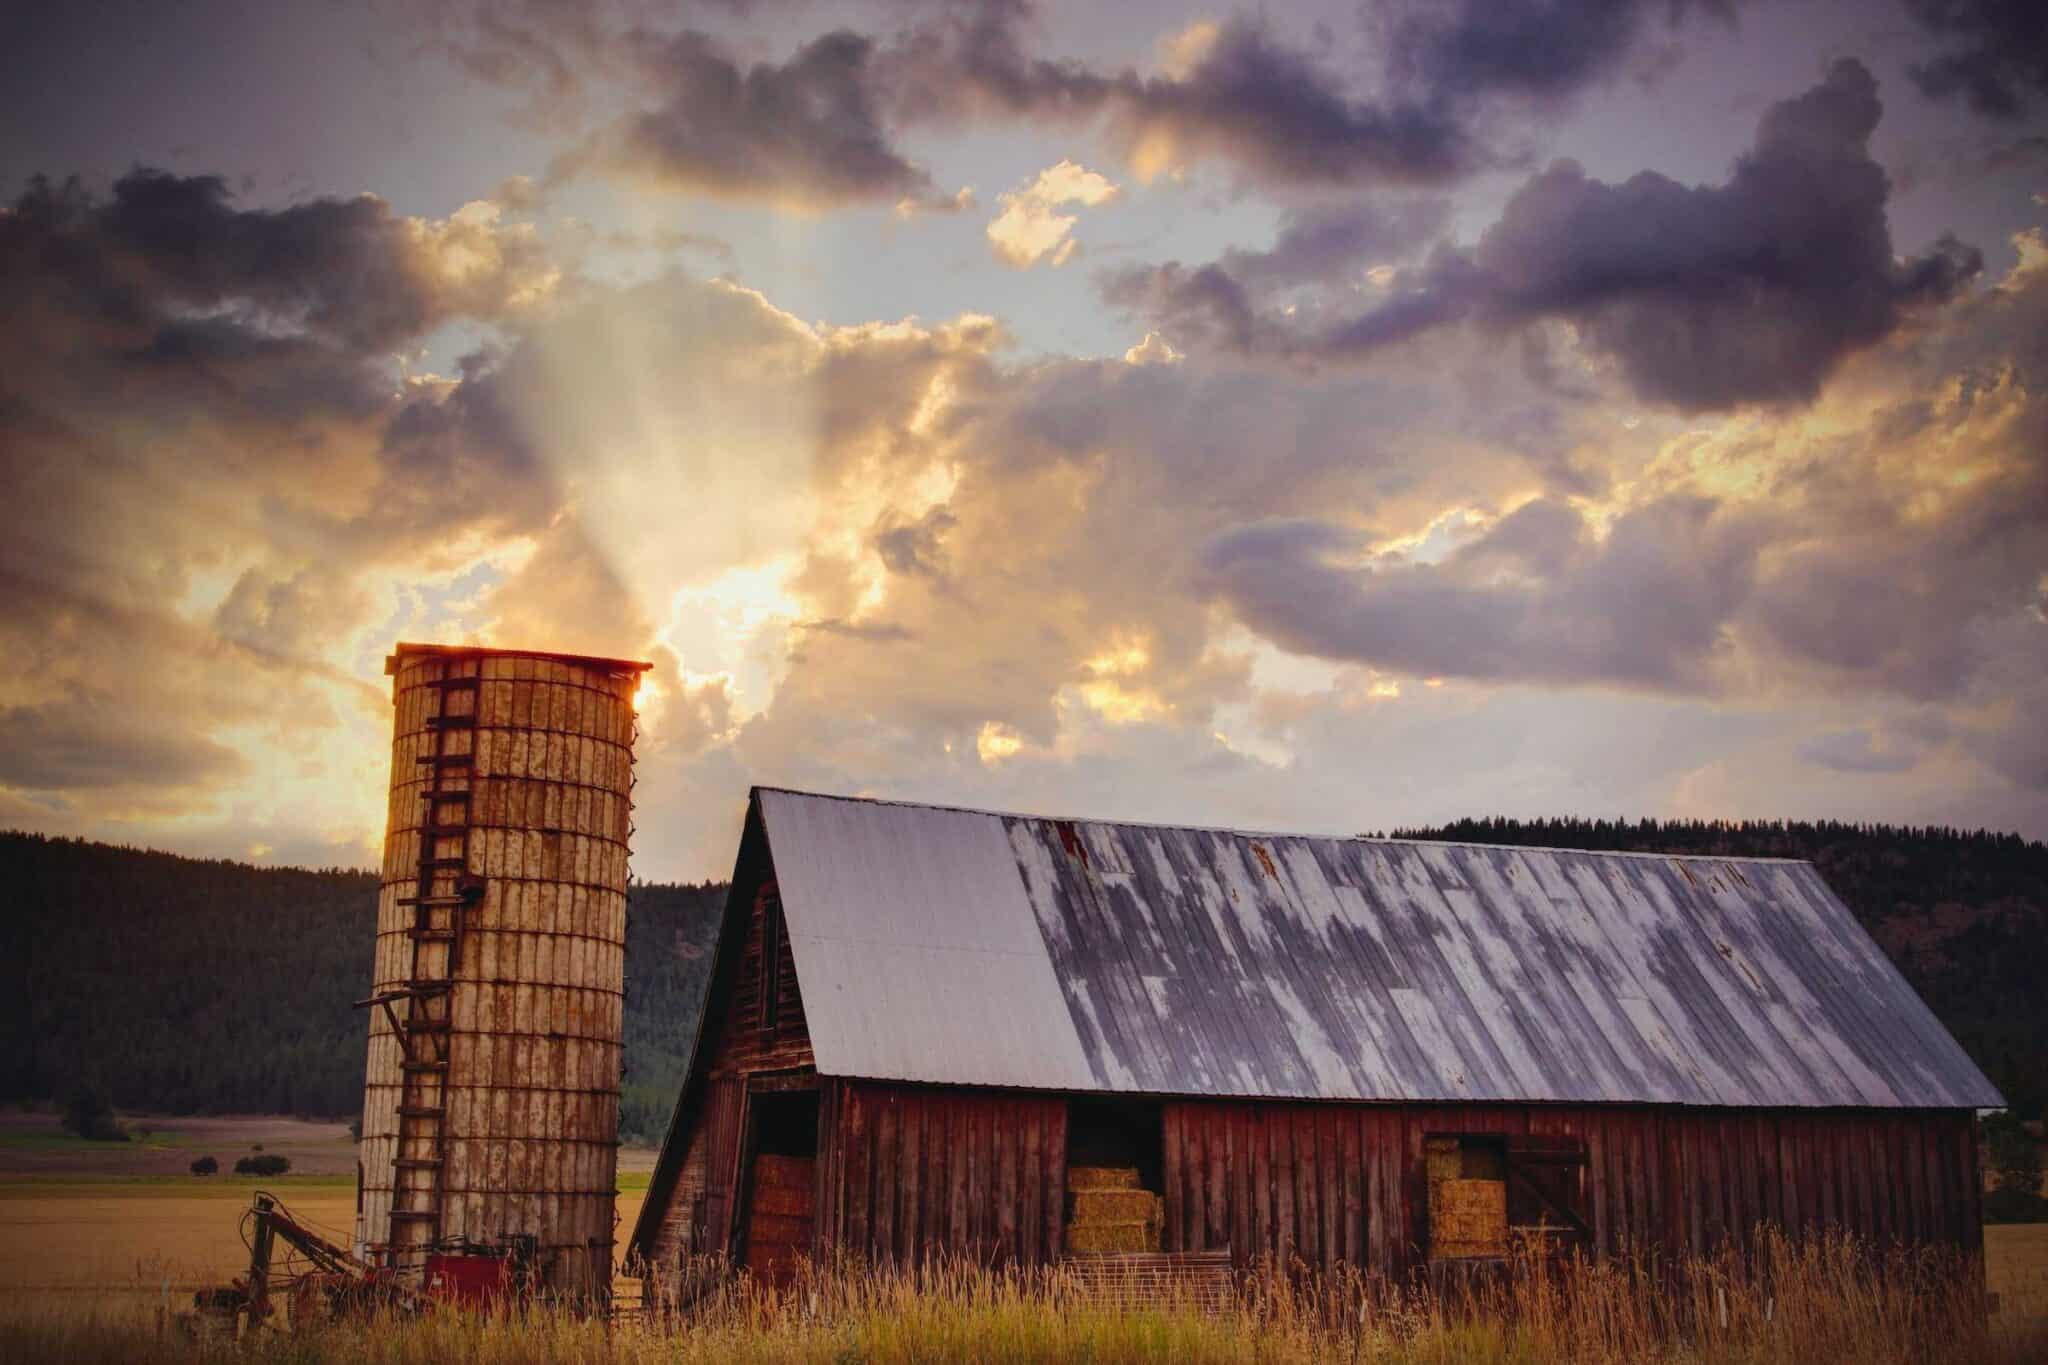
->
xmin=628 ymin=788 xmax=2000 ymax=1286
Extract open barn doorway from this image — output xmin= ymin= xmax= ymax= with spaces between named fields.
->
xmin=1064 ymin=1096 xmax=1163 ymax=1253
xmin=739 ymin=1086 xmax=818 ymax=1285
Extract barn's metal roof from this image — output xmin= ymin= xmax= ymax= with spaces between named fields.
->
xmin=757 ymin=788 xmax=2001 ymax=1109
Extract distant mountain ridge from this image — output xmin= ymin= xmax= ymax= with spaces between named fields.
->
xmin=4 ymin=818 xmax=2041 ymax=1138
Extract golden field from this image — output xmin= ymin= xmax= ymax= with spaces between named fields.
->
xmin=0 ymin=1118 xmax=2042 ymax=1363
xmin=0 ymin=1177 xmax=2041 ymax=1363
xmin=0 ymin=1178 xmax=650 ymax=1315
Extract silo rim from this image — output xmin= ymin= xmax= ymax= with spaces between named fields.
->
xmin=385 ymin=641 xmax=654 ymax=676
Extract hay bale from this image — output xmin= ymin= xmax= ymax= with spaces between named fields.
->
xmin=1066 ymin=1220 xmax=1158 ymax=1254
xmin=1065 ymin=1169 xmax=1162 ymax=1252
xmin=1070 ymin=1189 xmax=1159 ymax=1222
xmin=1432 ymin=1179 xmax=1506 ymax=1259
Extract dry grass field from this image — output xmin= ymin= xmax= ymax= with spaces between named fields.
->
xmin=0 ymin=1114 xmax=653 ymax=1315
xmin=0 ymin=1180 xmax=651 ymax=1312
xmin=0 ymin=1229 xmax=2040 ymax=1364
xmin=0 ymin=1116 xmax=2041 ymax=1362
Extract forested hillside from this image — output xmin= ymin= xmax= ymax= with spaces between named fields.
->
xmin=0 ymin=833 xmax=722 ymax=1142
xmin=1392 ymin=818 xmax=2047 ymax=1119
xmin=5 ymin=817 xmax=2042 ymax=1142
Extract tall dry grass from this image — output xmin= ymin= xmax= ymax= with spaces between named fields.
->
xmin=3 ymin=1230 xmax=2042 ymax=1364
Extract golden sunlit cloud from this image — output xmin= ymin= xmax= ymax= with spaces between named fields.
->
xmin=976 ymin=721 xmax=1023 ymax=764
xmin=1158 ymin=19 xmax=1222 ymax=80
xmin=1124 ymin=331 xmax=1182 ymax=365
xmin=986 ymin=161 xmax=1120 ymax=268
xmin=660 ymin=559 xmax=804 ymax=723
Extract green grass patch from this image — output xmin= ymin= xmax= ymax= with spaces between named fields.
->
xmin=0 ymin=1129 xmax=154 ymax=1153
xmin=0 ymin=1175 xmax=359 ymax=1198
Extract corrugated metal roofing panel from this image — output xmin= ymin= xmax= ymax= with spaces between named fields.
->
xmin=755 ymin=788 xmax=2002 ymax=1109
xmin=758 ymin=789 xmax=1097 ymax=1090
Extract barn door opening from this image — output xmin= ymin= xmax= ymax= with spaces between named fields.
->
xmin=1064 ymin=1097 xmax=1163 ymax=1253
xmin=740 ymin=1087 xmax=818 ymax=1285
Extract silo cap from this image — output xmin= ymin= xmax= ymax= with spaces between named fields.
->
xmin=385 ymin=642 xmax=655 ymax=675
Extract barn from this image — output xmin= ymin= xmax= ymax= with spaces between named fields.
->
xmin=627 ymin=787 xmax=2000 ymax=1289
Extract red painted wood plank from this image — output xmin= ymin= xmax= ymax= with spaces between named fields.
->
xmin=1293 ymin=1107 xmax=1315 ymax=1269
xmin=1852 ymin=1117 xmax=1877 ymax=1240
xmin=1204 ymin=1105 xmax=1220 ymax=1252
xmin=1960 ymin=1115 xmax=1983 ymax=1255
xmin=1274 ymin=1106 xmax=1297 ymax=1266
xmin=1230 ymin=1105 xmax=1252 ymax=1269
xmin=1020 ymin=1101 xmax=1043 ymax=1266
xmin=1321 ymin=1106 xmax=1340 ymax=1271
xmin=1900 ymin=1117 xmax=1925 ymax=1245
xmin=1251 ymin=1105 xmax=1272 ymax=1266
xmin=1919 ymin=1114 xmax=1945 ymax=1251
xmin=874 ymin=1091 xmax=897 ymax=1263
xmin=1342 ymin=1110 xmax=1363 ymax=1267
xmin=899 ymin=1092 xmax=922 ymax=1264
xmin=1047 ymin=1100 xmax=1068 ymax=1263
xmin=996 ymin=1099 xmax=1020 ymax=1264
xmin=1163 ymin=1104 xmax=1185 ymax=1253
xmin=974 ymin=1094 xmax=996 ymax=1255
xmin=845 ymin=1084 xmax=870 ymax=1258
xmin=1365 ymin=1109 xmax=1387 ymax=1270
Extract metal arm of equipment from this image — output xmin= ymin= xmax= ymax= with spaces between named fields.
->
xmin=242 ymin=1191 xmax=378 ymax=1321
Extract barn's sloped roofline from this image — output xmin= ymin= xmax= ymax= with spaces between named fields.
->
xmin=758 ymin=786 xmax=2001 ymax=1110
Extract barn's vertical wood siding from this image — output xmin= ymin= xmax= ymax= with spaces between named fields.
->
xmin=644 ymin=881 xmax=815 ymax=1266
xmin=817 ymin=1080 xmax=1069 ymax=1267
xmin=719 ymin=882 xmax=812 ymax=1075
xmin=650 ymin=1079 xmax=1982 ymax=1277
xmin=1160 ymin=1100 xmax=1981 ymax=1276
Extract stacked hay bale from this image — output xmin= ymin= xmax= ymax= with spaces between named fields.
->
xmin=1424 ymin=1137 xmax=1508 ymax=1259
xmin=1065 ymin=1167 xmax=1162 ymax=1253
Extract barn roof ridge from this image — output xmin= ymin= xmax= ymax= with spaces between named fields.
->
xmin=748 ymin=784 xmax=1816 ymax=866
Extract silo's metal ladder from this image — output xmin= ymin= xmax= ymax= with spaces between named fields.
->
xmin=357 ymin=660 xmax=486 ymax=1275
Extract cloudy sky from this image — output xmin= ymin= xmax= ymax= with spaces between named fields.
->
xmin=4 ymin=0 xmax=2045 ymax=879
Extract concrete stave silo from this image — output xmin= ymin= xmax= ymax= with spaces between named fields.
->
xmin=358 ymin=643 xmax=650 ymax=1301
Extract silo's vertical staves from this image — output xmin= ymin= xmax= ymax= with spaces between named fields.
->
xmin=360 ymin=644 xmax=650 ymax=1303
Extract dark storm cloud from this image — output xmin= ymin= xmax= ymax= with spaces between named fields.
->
xmin=1217 ymin=199 xmax=1452 ymax=290
xmin=0 ymin=693 xmax=246 ymax=791
xmin=886 ymin=1 xmax=1750 ymax=185
xmin=1111 ymin=60 xmax=1983 ymax=411
xmin=1798 ymin=728 xmax=1921 ymax=775
xmin=1 ymin=170 xmax=528 ymax=355
xmin=1198 ymin=243 xmax=2048 ymax=712
xmin=1 ymin=170 xmax=563 ymax=584
xmin=523 ymin=0 xmax=1743 ymax=201
xmin=0 ymin=169 xmax=564 ymax=798
xmin=1096 ymin=18 xmax=1477 ymax=186
xmin=873 ymin=505 xmax=959 ymax=578
xmin=1902 ymin=0 xmax=2048 ymax=119
xmin=885 ymin=6 xmax=1500 ymax=187
xmin=1200 ymin=497 xmax=1767 ymax=689
xmin=565 ymin=29 xmax=938 ymax=208
xmin=1097 ymin=197 xmax=1450 ymax=351
xmin=1376 ymin=0 xmax=1736 ymax=104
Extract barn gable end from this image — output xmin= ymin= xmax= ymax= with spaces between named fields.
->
xmin=636 ymin=802 xmax=817 ymax=1272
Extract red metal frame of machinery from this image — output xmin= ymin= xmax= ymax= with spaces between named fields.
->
xmin=189 ymin=1193 xmax=538 ymax=1337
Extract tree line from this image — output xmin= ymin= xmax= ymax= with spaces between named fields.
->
xmin=4 ymin=816 xmax=2042 ymax=1144
xmin=1 ymin=832 xmax=720 ymax=1143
